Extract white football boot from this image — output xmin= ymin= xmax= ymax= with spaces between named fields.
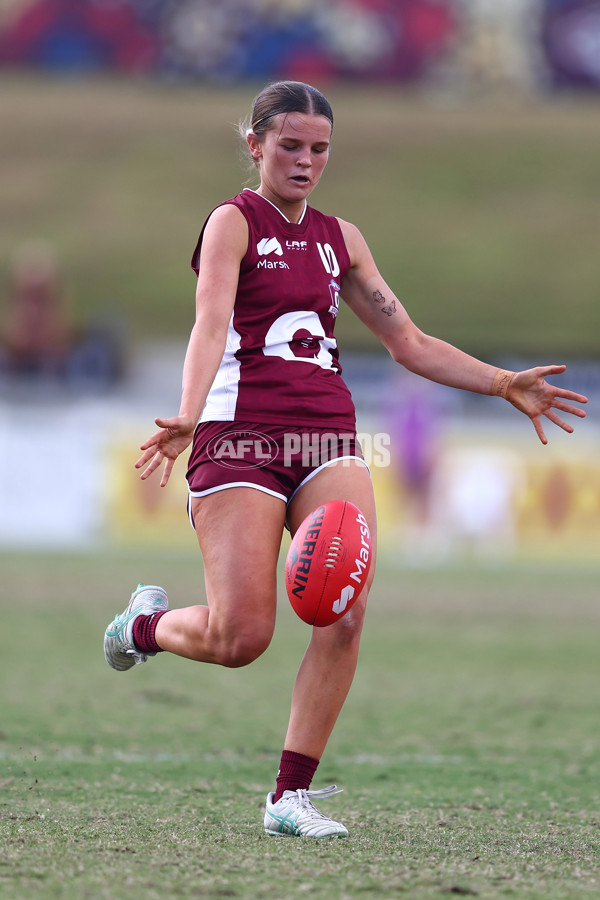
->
xmin=104 ymin=583 xmax=168 ymax=671
xmin=264 ymin=785 xmax=349 ymax=838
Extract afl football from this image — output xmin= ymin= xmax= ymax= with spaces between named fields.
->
xmin=285 ymin=500 xmax=372 ymax=627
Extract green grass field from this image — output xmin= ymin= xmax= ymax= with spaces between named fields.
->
xmin=2 ymin=549 xmax=599 ymax=899
xmin=2 ymin=75 xmax=600 ymax=356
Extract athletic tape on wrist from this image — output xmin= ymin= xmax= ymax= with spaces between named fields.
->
xmin=492 ymin=369 xmax=516 ymax=399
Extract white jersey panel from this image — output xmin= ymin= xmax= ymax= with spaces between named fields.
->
xmin=262 ymin=311 xmax=338 ymax=371
xmin=200 ymin=313 xmax=242 ymax=422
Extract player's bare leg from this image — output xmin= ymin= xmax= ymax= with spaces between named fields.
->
xmin=263 ymin=460 xmax=376 ymax=837
xmin=154 ymin=487 xmax=286 ymax=667
xmin=284 ymin=460 xmax=377 ymax=758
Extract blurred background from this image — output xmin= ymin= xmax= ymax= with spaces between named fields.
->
xmin=0 ymin=0 xmax=598 ymax=563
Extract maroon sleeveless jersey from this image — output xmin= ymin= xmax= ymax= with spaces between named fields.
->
xmin=190 ymin=189 xmax=356 ymax=429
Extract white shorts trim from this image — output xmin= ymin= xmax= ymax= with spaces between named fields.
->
xmin=186 ymin=482 xmax=286 ymax=528
xmin=185 ymin=457 xmax=370 ymax=529
xmin=287 ymin=455 xmax=370 ymax=506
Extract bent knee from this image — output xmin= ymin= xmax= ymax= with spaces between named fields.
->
xmin=323 ymin=591 xmax=368 ymax=646
xmin=337 ymin=607 xmax=366 ymax=644
xmin=312 ymin=596 xmax=366 ymax=653
xmin=216 ymin=627 xmax=273 ymax=668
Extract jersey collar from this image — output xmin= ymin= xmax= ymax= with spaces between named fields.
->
xmin=244 ymin=189 xmax=307 ymax=225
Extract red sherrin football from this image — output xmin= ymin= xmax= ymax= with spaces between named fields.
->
xmin=285 ymin=500 xmax=372 ymax=627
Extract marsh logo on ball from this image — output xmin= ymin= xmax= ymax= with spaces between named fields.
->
xmin=332 ymin=584 xmax=355 ymax=615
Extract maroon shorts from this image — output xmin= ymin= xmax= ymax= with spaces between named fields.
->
xmin=186 ymin=421 xmax=367 ymax=513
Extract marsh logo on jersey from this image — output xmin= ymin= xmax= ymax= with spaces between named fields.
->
xmin=256 ymin=236 xmax=289 ymax=269
xmin=257 ymin=237 xmax=283 ymax=257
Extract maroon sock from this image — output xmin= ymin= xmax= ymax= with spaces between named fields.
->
xmin=273 ymin=750 xmax=319 ymax=803
xmin=132 ymin=610 xmax=167 ymax=654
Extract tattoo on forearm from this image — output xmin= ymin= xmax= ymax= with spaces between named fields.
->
xmin=372 ymin=290 xmax=396 ymax=316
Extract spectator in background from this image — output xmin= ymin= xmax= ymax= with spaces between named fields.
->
xmin=1 ymin=241 xmax=125 ymax=390
xmin=388 ymin=376 xmax=445 ymax=533
xmin=450 ymin=0 xmax=546 ymax=96
xmin=1 ymin=241 xmax=70 ymax=378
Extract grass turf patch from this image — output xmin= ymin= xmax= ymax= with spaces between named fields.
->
xmin=1 ymin=550 xmax=599 ymax=899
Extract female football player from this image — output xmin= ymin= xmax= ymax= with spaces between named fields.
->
xmin=104 ymin=81 xmax=587 ymax=838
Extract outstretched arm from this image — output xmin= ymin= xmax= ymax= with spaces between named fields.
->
xmin=135 ymin=204 xmax=248 ymax=485
xmin=338 ymin=220 xmax=587 ymax=444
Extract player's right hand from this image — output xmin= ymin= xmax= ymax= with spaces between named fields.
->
xmin=135 ymin=416 xmax=196 ymax=487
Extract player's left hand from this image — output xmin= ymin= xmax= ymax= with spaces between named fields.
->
xmin=507 ymin=365 xmax=588 ymax=444
xmin=135 ymin=415 xmax=196 ymax=486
